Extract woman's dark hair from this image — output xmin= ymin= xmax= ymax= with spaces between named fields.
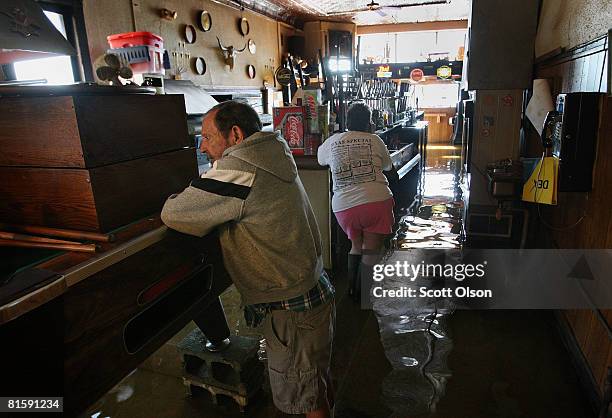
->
xmin=207 ymin=100 xmax=262 ymax=138
xmin=347 ymin=102 xmax=372 ymax=132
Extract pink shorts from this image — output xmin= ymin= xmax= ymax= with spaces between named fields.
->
xmin=335 ymin=198 xmax=395 ymax=239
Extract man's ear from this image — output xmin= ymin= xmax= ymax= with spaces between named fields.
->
xmin=231 ymin=125 xmax=245 ymax=145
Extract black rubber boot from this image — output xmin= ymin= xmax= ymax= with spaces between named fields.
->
xmin=359 ymin=263 xmax=375 ymax=309
xmin=347 ymin=254 xmax=362 ymax=301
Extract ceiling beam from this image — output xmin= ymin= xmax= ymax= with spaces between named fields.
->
xmin=357 ymin=19 xmax=467 ymax=35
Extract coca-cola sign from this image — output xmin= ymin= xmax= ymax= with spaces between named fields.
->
xmin=286 ymin=115 xmax=302 ymax=145
xmin=273 ymin=106 xmax=304 ymax=154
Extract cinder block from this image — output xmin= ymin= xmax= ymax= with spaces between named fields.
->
xmin=178 ymin=329 xmax=265 ymax=411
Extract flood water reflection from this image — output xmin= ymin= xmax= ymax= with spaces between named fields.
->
xmin=374 ymin=145 xmax=464 ymax=417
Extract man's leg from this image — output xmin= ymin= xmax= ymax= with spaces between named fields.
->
xmin=192 ymin=297 xmax=231 ymax=351
xmin=264 ymin=301 xmax=335 ymax=417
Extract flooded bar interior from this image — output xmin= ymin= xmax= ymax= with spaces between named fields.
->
xmin=1 ymin=0 xmax=612 ymax=417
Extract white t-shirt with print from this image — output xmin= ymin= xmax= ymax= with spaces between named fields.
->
xmin=318 ymin=130 xmax=393 ymax=212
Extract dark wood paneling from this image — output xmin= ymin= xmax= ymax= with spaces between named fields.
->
xmin=90 ymin=148 xmax=196 ymax=231
xmin=584 ymin=313 xmax=611 ymax=393
xmin=74 ymin=94 xmax=190 ymax=167
xmin=564 ymin=309 xmax=578 ymax=325
xmin=564 ymin=308 xmax=612 ymax=397
xmin=536 ymin=36 xmax=607 ymax=95
xmin=545 ymin=97 xmax=612 ymax=249
xmin=569 ymin=310 xmax=596 ymax=350
xmin=63 ymin=233 xmax=232 ymax=415
xmin=556 ymin=310 xmax=601 ymax=415
xmin=0 ymin=149 xmax=197 ymax=232
xmin=1 ymin=230 xmax=232 ymax=416
xmin=535 ymin=40 xmax=612 ymax=402
xmin=0 ymin=94 xmax=190 ymax=168
xmin=0 ymin=166 xmax=98 ymax=230
xmin=0 ymin=96 xmax=83 ymax=167
xmin=0 ymin=297 xmax=64 ymax=398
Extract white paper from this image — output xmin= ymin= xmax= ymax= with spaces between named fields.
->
xmin=526 ymin=79 xmax=554 ymax=136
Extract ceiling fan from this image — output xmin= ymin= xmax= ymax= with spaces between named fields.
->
xmin=327 ymin=0 xmax=450 ymax=17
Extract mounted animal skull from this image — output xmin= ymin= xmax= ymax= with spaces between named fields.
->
xmin=217 ymin=36 xmax=246 ymax=70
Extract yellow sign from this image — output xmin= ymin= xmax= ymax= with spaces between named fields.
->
xmin=522 ymin=156 xmax=558 ymax=205
xmin=376 ymin=65 xmax=392 ymax=78
xmin=437 ymin=65 xmax=452 ymax=79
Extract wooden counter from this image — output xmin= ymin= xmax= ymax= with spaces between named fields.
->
xmin=294 ymin=156 xmax=332 ymax=269
xmin=294 ymin=155 xmax=328 ymax=170
xmin=0 ymin=217 xmax=232 ymax=416
xmin=423 ymin=106 xmax=456 ymax=143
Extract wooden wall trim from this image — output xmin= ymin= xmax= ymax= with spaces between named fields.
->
xmin=277 ymin=21 xmax=283 ymax=60
xmin=356 ymin=20 xmax=468 ymax=35
xmin=554 ymin=310 xmax=601 ymax=415
xmin=535 ymin=34 xmax=607 ymax=70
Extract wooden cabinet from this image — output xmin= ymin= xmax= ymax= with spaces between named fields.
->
xmin=463 ymin=0 xmax=539 ymax=90
xmin=0 ymin=93 xmax=197 ymax=232
xmin=0 ymin=149 xmax=195 ymax=232
xmin=0 ymin=221 xmax=233 ymax=416
xmin=0 ymin=94 xmax=191 ymax=168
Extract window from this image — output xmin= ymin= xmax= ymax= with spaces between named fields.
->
xmin=359 ymin=29 xmax=467 ymax=64
xmin=413 ymin=82 xmax=459 ymax=108
xmin=13 ymin=11 xmax=75 ymax=85
xmin=360 ymin=33 xmax=396 ymax=63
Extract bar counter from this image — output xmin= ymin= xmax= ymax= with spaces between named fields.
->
xmin=0 ymin=217 xmax=232 ymax=416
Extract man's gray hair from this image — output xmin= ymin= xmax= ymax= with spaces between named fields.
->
xmin=206 ymin=100 xmax=262 ymax=138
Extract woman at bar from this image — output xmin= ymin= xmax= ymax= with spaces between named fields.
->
xmin=318 ymin=102 xmax=395 ymax=302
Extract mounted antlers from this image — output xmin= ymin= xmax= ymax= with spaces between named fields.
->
xmin=217 ymin=36 xmax=246 ymax=70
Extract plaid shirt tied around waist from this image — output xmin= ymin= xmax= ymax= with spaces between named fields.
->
xmin=244 ymin=271 xmax=335 ymax=328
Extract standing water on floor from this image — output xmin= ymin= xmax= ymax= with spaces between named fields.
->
xmin=374 ymin=145 xmax=465 ymax=417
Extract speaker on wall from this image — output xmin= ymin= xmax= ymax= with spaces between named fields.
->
xmin=287 ymin=36 xmax=305 ymax=57
xmin=328 ymin=30 xmax=352 ymax=58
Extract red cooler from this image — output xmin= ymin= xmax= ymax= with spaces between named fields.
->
xmin=107 ymin=32 xmax=164 ymax=74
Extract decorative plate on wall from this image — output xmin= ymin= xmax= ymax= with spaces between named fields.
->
xmin=247 ymin=64 xmax=256 ymax=79
xmin=184 ymin=24 xmax=196 ymax=43
xmin=239 ymin=17 xmax=250 ymax=36
xmin=248 ymin=39 xmax=256 ymax=54
xmin=193 ymin=57 xmax=206 ymax=75
xmin=199 ymin=11 xmax=212 ymax=32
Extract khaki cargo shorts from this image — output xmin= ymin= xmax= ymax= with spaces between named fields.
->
xmin=262 ymin=298 xmax=336 ymax=414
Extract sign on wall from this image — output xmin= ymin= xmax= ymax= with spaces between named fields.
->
xmin=410 ymin=68 xmax=424 ymax=82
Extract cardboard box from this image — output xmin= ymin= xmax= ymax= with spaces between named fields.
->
xmin=273 ymin=106 xmax=304 ymax=154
